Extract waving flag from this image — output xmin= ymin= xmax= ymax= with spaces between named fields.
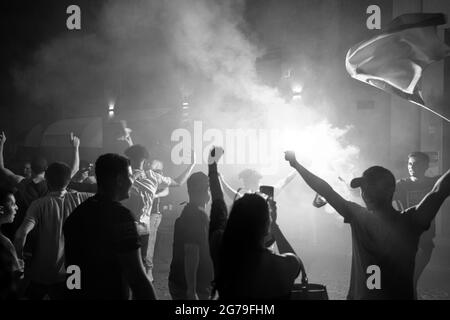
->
xmin=346 ymin=13 xmax=450 ymax=122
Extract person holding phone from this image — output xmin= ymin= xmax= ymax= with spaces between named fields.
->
xmin=208 ymin=147 xmax=301 ymax=300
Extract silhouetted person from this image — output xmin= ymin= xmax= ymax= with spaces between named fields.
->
xmin=0 ymin=131 xmax=80 ymax=240
xmin=22 ymin=162 xmax=32 ymax=180
xmin=64 ymin=153 xmax=156 ymax=300
xmin=0 ymin=188 xmax=23 ymax=299
xmin=285 ymin=150 xmax=450 ymax=299
xmin=393 ymin=152 xmax=440 ymax=299
xmin=168 ymin=172 xmax=213 ymax=300
xmin=123 ymin=144 xmax=195 ymax=282
xmin=146 ymin=159 xmax=170 ymax=283
xmin=209 ymin=147 xmax=301 ymax=300
xmin=14 ymin=160 xmax=91 ymax=300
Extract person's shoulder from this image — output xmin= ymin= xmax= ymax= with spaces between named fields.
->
xmin=18 ymin=177 xmax=32 ymax=186
xmin=68 ymin=190 xmax=93 ymax=201
xmin=396 ymin=177 xmax=410 ymax=187
xmin=70 ymin=195 xmax=95 ymax=214
xmin=0 ymin=233 xmax=12 ymax=248
xmin=425 ymin=176 xmax=439 ymax=185
xmin=276 ymin=252 xmax=300 ymax=264
xmin=28 ymin=195 xmax=49 ymax=208
xmin=396 ymin=177 xmax=407 ymax=184
xmin=270 ymin=252 xmax=301 ymax=275
xmin=143 ymin=169 xmax=158 ymax=179
xmin=110 ymin=201 xmax=135 ymax=221
xmin=346 ymin=201 xmax=367 ymax=213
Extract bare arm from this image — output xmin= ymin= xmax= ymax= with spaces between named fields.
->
xmin=414 ymin=169 xmax=450 ymax=230
xmin=285 ymin=151 xmax=350 ymax=219
xmin=274 ymin=171 xmax=297 ymax=196
xmin=117 ymin=249 xmax=157 ymax=300
xmin=208 ymin=147 xmax=227 ymax=237
xmin=14 ymin=220 xmax=35 ymax=260
xmin=0 ymin=131 xmax=24 ymax=186
xmin=218 ymin=174 xmax=241 ymax=200
xmin=154 ymin=187 xmax=169 ymax=199
xmin=69 ymin=133 xmax=80 ymax=179
xmin=269 ymin=200 xmax=303 ymax=282
xmin=184 ymin=244 xmax=200 ymax=300
xmin=170 ymin=151 xmax=196 ymax=187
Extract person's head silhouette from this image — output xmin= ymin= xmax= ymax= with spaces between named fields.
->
xmin=187 ymin=172 xmax=210 ymax=207
xmin=351 ymin=166 xmax=396 ymax=211
xmin=225 ymin=193 xmax=270 ymax=250
xmin=238 ymin=169 xmax=263 ymax=192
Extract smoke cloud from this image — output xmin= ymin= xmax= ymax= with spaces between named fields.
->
xmin=14 ymin=0 xmax=361 ymax=298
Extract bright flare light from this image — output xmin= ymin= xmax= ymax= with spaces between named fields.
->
xmin=292 ymin=83 xmax=303 ymax=95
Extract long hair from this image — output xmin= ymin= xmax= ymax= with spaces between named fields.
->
xmin=215 ymin=193 xmax=270 ymax=299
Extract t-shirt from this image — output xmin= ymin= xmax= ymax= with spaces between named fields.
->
xmin=63 ymin=194 xmax=141 ymax=300
xmin=17 ymin=178 xmax=48 ymax=209
xmin=0 ymin=232 xmax=22 ymax=274
xmin=344 ymin=202 xmax=426 ymax=300
xmin=23 ymin=190 xmax=92 ymax=284
xmin=168 ymin=203 xmax=214 ymax=293
xmin=122 ymin=169 xmax=172 ymax=233
xmin=394 ymin=176 xmax=439 ymax=251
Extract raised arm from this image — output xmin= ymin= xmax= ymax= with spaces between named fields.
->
xmin=218 ymin=174 xmax=241 ymax=200
xmin=208 ymin=147 xmax=228 ymax=281
xmin=274 ymin=170 xmax=297 ymax=196
xmin=268 ymin=200 xmax=296 ymax=255
xmin=414 ymin=169 xmax=450 ymax=230
xmin=208 ymin=147 xmax=227 ymax=234
xmin=69 ymin=133 xmax=80 ymax=179
xmin=268 ymin=200 xmax=303 ymax=282
xmin=285 ymin=151 xmax=350 ymax=218
xmin=0 ymin=131 xmax=24 ymax=186
xmin=154 ymin=187 xmax=169 ymax=199
xmin=170 ymin=150 xmax=196 ymax=187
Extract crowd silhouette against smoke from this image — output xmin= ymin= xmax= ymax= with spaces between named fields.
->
xmin=1 ymin=0 xmax=450 ymax=302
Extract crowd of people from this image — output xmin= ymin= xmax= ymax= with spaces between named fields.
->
xmin=0 ymin=128 xmax=449 ymax=300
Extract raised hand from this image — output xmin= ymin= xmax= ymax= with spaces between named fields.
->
xmin=284 ymin=151 xmax=297 ymax=165
xmin=0 ymin=131 xmax=6 ymax=145
xmin=70 ymin=132 xmax=80 ymax=148
xmin=208 ymin=146 xmax=224 ymax=165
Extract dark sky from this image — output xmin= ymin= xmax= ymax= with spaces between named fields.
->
xmin=0 ymin=1 xmax=103 ymax=94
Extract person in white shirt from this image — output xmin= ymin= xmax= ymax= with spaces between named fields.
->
xmin=15 ymin=158 xmax=92 ymax=299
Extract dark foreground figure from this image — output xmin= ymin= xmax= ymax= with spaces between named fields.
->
xmin=64 ymin=154 xmax=156 ymax=300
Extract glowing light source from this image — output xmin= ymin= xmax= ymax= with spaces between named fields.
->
xmin=108 ymin=101 xmax=115 ymax=118
xmin=292 ymin=83 xmax=303 ymax=95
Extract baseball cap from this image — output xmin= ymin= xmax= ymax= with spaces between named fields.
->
xmin=350 ymin=166 xmax=396 ymax=192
